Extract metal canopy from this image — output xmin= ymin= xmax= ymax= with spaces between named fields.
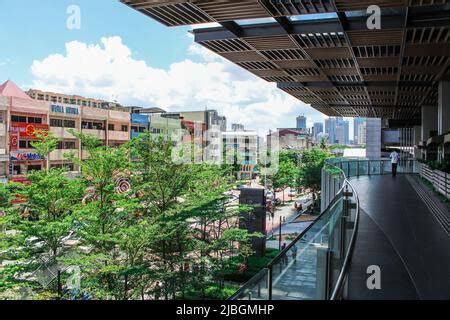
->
xmin=122 ymin=0 xmax=450 ymax=121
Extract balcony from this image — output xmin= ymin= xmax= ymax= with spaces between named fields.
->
xmin=231 ymin=158 xmax=450 ymax=300
xmin=82 ymin=129 xmax=106 ymax=140
xmin=50 ymin=127 xmax=77 ymax=139
xmin=108 ymin=130 xmax=129 ymax=141
xmin=49 ymin=149 xmax=78 ymax=161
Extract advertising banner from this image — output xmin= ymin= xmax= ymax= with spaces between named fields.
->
xmin=11 ymin=123 xmax=49 ymax=138
xmin=10 ymin=132 xmax=18 ymax=151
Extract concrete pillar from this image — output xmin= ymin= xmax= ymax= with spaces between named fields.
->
xmin=366 ymin=118 xmax=381 ymax=159
xmin=422 ymin=105 xmax=438 ymax=141
xmin=438 ymin=81 xmax=450 ymax=135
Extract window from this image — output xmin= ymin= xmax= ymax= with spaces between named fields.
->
xmin=50 ymin=118 xmax=63 ymax=127
xmin=12 ymin=115 xmax=26 ymax=123
xmin=108 ymin=124 xmax=115 ymax=131
xmin=28 ymin=117 xmax=42 ymax=124
xmin=27 ymin=165 xmax=42 ymax=172
xmin=57 ymin=141 xmax=76 ymax=149
xmin=13 ymin=165 xmax=21 ymax=175
xmin=19 ymin=140 xmax=33 ymax=149
xmin=131 ymin=126 xmax=138 ymax=132
xmin=94 ymin=122 xmax=104 ymax=130
xmin=63 ymin=120 xmax=76 ymax=128
xmin=121 ymin=125 xmax=128 ymax=132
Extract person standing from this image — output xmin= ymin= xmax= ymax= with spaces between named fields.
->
xmin=390 ymin=150 xmax=399 ymax=177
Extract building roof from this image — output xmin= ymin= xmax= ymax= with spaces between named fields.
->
xmin=121 ymin=1 xmax=450 ymax=126
xmin=0 ymin=80 xmax=33 ymax=100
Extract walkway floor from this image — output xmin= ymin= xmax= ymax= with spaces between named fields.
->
xmin=347 ymin=175 xmax=450 ymax=300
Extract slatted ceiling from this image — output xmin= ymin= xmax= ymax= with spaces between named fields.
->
xmin=262 ymin=76 xmax=297 ymax=82
xmin=403 ymin=56 xmax=449 ymax=67
xmin=347 ymin=30 xmax=404 ymax=46
xmin=305 ymin=47 xmax=353 ymax=59
xmin=237 ymin=61 xmax=278 ymax=69
xmin=285 ymin=68 xmax=322 ymax=76
xmin=265 ymin=0 xmax=335 ymax=15
xmin=404 ymin=44 xmax=450 ymax=56
xmin=259 ymin=49 xmax=307 ymax=60
xmin=406 ymin=27 xmax=449 ymax=44
xmin=293 ymin=74 xmax=330 ymax=81
xmin=315 ymin=58 xmax=355 ymax=68
xmin=125 ymin=1 xmax=211 ymax=26
xmin=194 ymin=1 xmax=270 ymax=21
xmin=334 ymin=0 xmax=408 ymax=11
xmin=244 ymin=35 xmax=299 ymax=50
xmin=274 ymin=60 xmax=315 ymax=68
xmin=401 ymin=73 xmax=438 ymax=81
xmin=402 ymin=66 xmax=442 ymax=74
xmin=219 ymin=51 xmax=267 ymax=62
xmin=329 ymin=75 xmax=363 ymax=82
xmin=323 ymin=68 xmax=359 ymax=76
xmin=292 ymin=33 xmax=347 ymax=48
xmin=200 ymin=39 xmax=253 ymax=52
xmin=125 ymin=1 xmax=450 ymax=120
xmin=250 ymin=69 xmax=289 ymax=77
xmin=357 ymin=57 xmax=400 ymax=67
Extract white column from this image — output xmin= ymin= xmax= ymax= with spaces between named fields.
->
xmin=366 ymin=118 xmax=381 ymax=159
xmin=438 ymin=81 xmax=450 ymax=135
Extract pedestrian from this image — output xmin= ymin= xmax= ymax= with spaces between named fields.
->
xmin=291 ymin=245 xmax=298 ymax=265
xmin=390 ymin=150 xmax=399 ymax=177
xmin=281 ymin=242 xmax=288 ymax=265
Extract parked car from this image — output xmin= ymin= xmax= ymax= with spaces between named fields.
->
xmin=266 ymin=191 xmax=274 ymax=200
xmin=273 ymin=198 xmax=282 ymax=206
xmin=288 ymin=190 xmax=298 ymax=197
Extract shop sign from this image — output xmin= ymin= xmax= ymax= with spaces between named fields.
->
xmin=11 ymin=123 xmax=49 ymax=138
xmin=10 ymin=152 xmax=44 ymax=161
xmin=51 ymin=104 xmax=79 ymax=115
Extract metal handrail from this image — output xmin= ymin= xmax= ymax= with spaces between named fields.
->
xmin=330 ymin=178 xmax=360 ymax=300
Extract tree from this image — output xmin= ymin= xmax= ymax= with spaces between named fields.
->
xmin=298 ymin=148 xmax=332 ymax=211
xmin=31 ymin=130 xmax=58 ymax=172
xmin=271 ymin=151 xmax=299 ymax=204
xmin=0 ymin=169 xmax=84 ymax=298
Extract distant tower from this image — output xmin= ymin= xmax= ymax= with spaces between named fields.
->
xmin=296 ymin=115 xmax=307 ymax=132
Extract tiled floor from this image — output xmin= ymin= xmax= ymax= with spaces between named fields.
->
xmin=347 ymin=175 xmax=450 ymax=300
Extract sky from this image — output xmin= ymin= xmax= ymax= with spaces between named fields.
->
xmin=0 ymin=0 xmax=352 ymax=136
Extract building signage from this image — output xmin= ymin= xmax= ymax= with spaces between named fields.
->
xmin=11 ymin=123 xmax=49 ymax=138
xmin=10 ymin=152 xmax=44 ymax=161
xmin=10 ymin=132 xmax=18 ymax=151
xmin=51 ymin=104 xmax=79 ymax=115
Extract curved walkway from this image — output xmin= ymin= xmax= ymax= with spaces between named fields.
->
xmin=347 ymin=175 xmax=450 ymax=300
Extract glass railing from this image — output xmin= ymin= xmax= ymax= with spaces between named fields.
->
xmin=230 ymin=157 xmax=418 ymax=301
xmin=230 ymin=159 xmax=359 ymax=300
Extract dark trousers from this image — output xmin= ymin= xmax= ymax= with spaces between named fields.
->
xmin=392 ymin=163 xmax=398 ymax=177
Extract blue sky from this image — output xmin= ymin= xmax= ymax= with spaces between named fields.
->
xmin=0 ymin=0 xmax=194 ymax=84
xmin=0 ymin=0 xmax=335 ymax=135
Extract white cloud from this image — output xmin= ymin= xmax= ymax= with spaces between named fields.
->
xmin=30 ymin=36 xmax=326 ymax=135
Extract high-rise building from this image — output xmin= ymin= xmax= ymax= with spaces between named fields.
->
xmin=354 ymin=118 xmax=366 ymax=145
xmin=296 ymin=115 xmax=307 ymax=132
xmin=325 ymin=117 xmax=350 ymax=145
xmin=313 ymin=122 xmax=324 ymax=142
xmin=232 ymin=123 xmax=245 ymax=132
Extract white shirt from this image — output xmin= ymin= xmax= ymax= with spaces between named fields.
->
xmin=390 ymin=152 xmax=399 ymax=164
